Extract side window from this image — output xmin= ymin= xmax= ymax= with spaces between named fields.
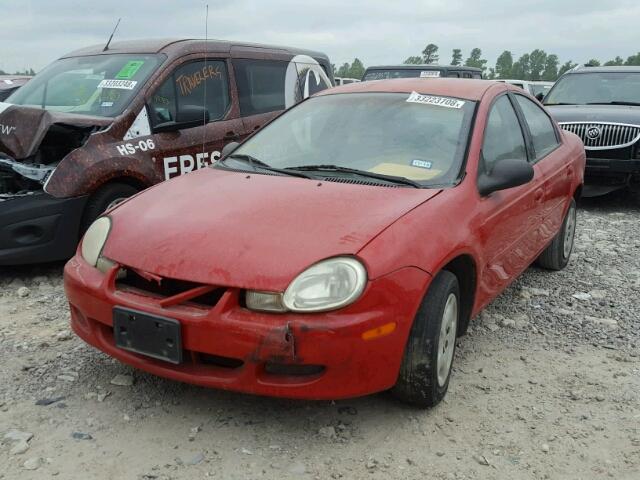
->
xmin=482 ymin=96 xmax=527 ymax=173
xmin=233 ymin=59 xmax=287 ymax=116
xmin=514 ymin=95 xmax=560 ymax=160
xmin=149 ymin=60 xmax=230 ymax=126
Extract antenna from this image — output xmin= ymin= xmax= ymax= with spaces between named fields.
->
xmin=201 ymin=4 xmax=209 ymax=161
xmin=103 ymin=18 xmax=122 ymax=52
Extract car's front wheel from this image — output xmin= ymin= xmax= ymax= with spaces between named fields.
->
xmin=392 ymin=270 xmax=459 ymax=408
xmin=536 ymin=198 xmax=577 ymax=271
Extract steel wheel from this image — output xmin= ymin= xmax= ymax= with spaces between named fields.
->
xmin=437 ymin=293 xmax=458 ymax=387
xmin=563 ymin=203 xmax=577 ymax=260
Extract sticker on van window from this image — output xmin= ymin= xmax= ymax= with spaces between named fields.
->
xmin=406 ymin=91 xmax=465 ymax=109
xmin=411 ymin=159 xmax=433 ymax=169
xmin=97 ymin=79 xmax=138 ymax=90
xmin=420 ymin=71 xmax=440 ymax=78
xmin=116 ymin=60 xmax=145 ymax=79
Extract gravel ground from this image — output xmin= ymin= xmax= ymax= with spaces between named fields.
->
xmin=1 ymin=192 xmax=639 ymax=480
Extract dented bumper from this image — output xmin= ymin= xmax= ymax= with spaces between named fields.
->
xmin=64 ymin=256 xmax=429 ymax=400
xmin=0 ymin=191 xmax=87 ymax=265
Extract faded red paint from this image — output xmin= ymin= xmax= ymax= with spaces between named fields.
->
xmin=64 ymin=78 xmax=585 ymax=400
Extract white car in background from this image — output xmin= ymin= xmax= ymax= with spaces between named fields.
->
xmin=497 ymin=79 xmax=554 ymax=100
xmin=334 ymin=77 xmax=360 ymax=86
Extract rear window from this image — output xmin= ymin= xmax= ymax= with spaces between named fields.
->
xmin=362 ymin=69 xmax=443 ymax=81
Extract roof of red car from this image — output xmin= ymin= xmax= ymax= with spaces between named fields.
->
xmin=321 ymin=78 xmax=504 ymax=101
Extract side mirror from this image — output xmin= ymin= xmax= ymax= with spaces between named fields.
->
xmin=535 ymin=92 xmax=545 ymax=102
xmin=478 ymin=158 xmax=534 ymax=196
xmin=154 ymin=105 xmax=210 ymax=133
xmin=221 ymin=141 xmax=239 ymax=158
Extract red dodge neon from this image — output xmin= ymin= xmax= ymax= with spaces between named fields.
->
xmin=64 ymin=78 xmax=585 ymax=407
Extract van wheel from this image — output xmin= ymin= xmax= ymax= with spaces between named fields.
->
xmin=392 ymin=271 xmax=459 ymax=408
xmin=536 ymin=199 xmax=577 ymax=271
xmin=81 ymin=183 xmax=138 ymax=232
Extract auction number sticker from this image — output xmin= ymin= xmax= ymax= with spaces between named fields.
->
xmin=419 ymin=70 xmax=440 ymax=78
xmin=98 ymin=79 xmax=138 ymax=90
xmin=406 ymin=91 xmax=465 ymax=109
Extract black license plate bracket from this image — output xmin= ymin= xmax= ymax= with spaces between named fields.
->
xmin=113 ymin=307 xmax=182 ymax=364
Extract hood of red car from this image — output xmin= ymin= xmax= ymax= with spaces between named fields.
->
xmin=103 ymin=168 xmax=441 ymax=290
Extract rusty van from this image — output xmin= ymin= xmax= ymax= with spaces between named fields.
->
xmin=0 ymin=38 xmax=333 ymax=264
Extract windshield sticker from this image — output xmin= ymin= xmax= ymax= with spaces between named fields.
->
xmin=406 ymin=91 xmax=465 ymax=109
xmin=116 ymin=60 xmax=145 ymax=79
xmin=420 ymin=71 xmax=440 ymax=78
xmin=3 ymin=79 xmax=14 ymax=85
xmin=97 ymin=79 xmax=138 ymax=90
xmin=411 ymin=159 xmax=433 ymax=169
xmin=101 ymin=101 xmax=114 ymax=107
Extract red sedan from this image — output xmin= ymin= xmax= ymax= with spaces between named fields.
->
xmin=64 ymin=78 xmax=584 ymax=407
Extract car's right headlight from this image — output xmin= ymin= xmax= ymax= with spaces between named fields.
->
xmin=81 ymin=216 xmax=114 ymax=272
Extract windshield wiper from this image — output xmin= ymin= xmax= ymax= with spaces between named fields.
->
xmin=217 ymin=154 xmax=314 ymax=179
xmin=586 ymin=101 xmax=640 ymax=106
xmin=284 ymin=164 xmax=422 ymax=188
xmin=543 ymin=102 xmax=577 ymax=106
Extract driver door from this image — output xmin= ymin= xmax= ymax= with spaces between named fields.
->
xmin=147 ymin=59 xmax=244 ymax=180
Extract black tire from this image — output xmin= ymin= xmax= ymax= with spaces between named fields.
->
xmin=392 ymin=270 xmax=460 ymax=408
xmin=81 ymin=183 xmax=138 ymax=232
xmin=536 ymin=198 xmax=577 ymax=271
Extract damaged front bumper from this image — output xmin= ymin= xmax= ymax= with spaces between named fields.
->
xmin=0 ymin=191 xmax=87 ymax=265
xmin=64 ymin=257 xmax=429 ymax=400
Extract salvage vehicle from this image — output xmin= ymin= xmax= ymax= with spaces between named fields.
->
xmin=497 ymin=79 xmax=554 ymax=100
xmin=0 ymin=75 xmax=31 ymax=101
xmin=544 ymin=66 xmax=640 ymax=197
xmin=362 ymin=64 xmax=483 ymax=81
xmin=0 ymin=39 xmax=332 ymax=265
xmin=334 ymin=77 xmax=360 ymax=86
xmin=65 ymin=78 xmax=584 ymax=407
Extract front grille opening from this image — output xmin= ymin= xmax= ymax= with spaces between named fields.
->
xmin=199 ymin=354 xmax=244 ymax=369
xmin=264 ymin=363 xmax=325 ymax=376
xmin=117 ymin=269 xmax=225 ymax=307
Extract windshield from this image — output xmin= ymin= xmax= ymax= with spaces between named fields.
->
xmin=229 ymin=92 xmax=476 ymax=186
xmin=544 ymin=72 xmax=640 ymax=105
xmin=6 ymin=54 xmax=164 ymax=117
xmin=362 ymin=69 xmax=442 ymax=81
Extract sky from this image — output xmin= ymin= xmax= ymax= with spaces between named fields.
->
xmin=2 ymin=0 xmax=640 ymax=73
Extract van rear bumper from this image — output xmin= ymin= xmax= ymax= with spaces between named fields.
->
xmin=0 ymin=192 xmax=87 ymax=265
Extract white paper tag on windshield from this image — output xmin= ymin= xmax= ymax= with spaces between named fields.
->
xmin=406 ymin=91 xmax=465 ymax=109
xmin=98 ymin=79 xmax=138 ymax=90
xmin=420 ymin=70 xmax=440 ymax=78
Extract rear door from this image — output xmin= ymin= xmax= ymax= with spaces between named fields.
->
xmin=232 ymin=58 xmax=289 ymax=138
xmin=146 ymin=58 xmax=244 ymax=180
xmin=512 ymin=93 xmax=570 ymax=238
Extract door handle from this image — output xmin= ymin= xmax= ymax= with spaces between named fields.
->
xmin=223 ymin=132 xmax=240 ymax=141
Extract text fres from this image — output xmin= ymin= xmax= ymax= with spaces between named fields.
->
xmin=163 ymin=151 xmax=221 ymax=180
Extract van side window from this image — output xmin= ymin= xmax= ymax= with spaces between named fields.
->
xmin=233 ymin=59 xmax=287 ymax=116
xmin=149 ymin=60 xmax=230 ymax=126
xmin=482 ymin=96 xmax=527 ymax=173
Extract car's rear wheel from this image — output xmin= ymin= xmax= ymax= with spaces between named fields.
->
xmin=536 ymin=198 xmax=577 ymax=271
xmin=81 ymin=182 xmax=139 ymax=232
xmin=392 ymin=270 xmax=459 ymax=408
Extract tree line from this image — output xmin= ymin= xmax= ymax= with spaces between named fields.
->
xmin=333 ymin=44 xmax=640 ymax=81
xmin=0 ymin=68 xmax=36 ymax=76
xmin=405 ymin=44 xmax=640 ymax=81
